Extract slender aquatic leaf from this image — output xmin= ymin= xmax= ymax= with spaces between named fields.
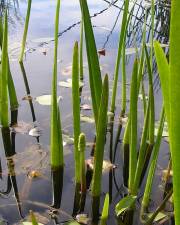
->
xmin=169 ymin=0 xmax=180 ymax=223
xmin=79 ymin=0 xmax=102 ymax=126
xmin=72 ymin=42 xmax=81 ymax=183
xmin=129 ymin=59 xmax=138 ymax=194
xmin=50 ymin=0 xmax=63 ymax=168
xmin=0 ymin=11 xmax=9 ymax=127
xmin=100 ymin=193 xmax=109 ymax=225
xmin=115 ymin=195 xmax=137 ymax=217
xmin=110 ymin=0 xmax=130 ymax=113
xmin=154 ymin=41 xmax=170 ymax=124
xmin=91 ymin=75 xmax=109 ymax=197
xmin=19 ymin=0 xmax=32 ymax=62
xmin=142 ymin=108 xmax=165 ymax=209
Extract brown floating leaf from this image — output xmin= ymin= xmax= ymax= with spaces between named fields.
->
xmin=22 ymin=95 xmax=33 ymax=101
xmin=11 ymin=121 xmax=33 ymax=134
xmin=86 ymin=158 xmax=116 ymax=172
xmin=76 ymin=214 xmax=89 ymax=225
xmin=98 ymin=48 xmax=106 ymax=56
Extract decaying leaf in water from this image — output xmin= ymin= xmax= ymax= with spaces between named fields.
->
xmin=120 ymin=116 xmax=128 ymax=127
xmin=11 ymin=121 xmax=33 ymax=134
xmin=35 ymin=95 xmax=62 ymax=106
xmin=22 ymin=95 xmax=33 ymax=101
xmin=76 ymin=214 xmax=89 ymax=225
xmin=29 ymin=127 xmax=42 ymax=137
xmin=63 ymin=134 xmax=74 ymax=146
xmin=3 ymin=145 xmax=49 ymax=176
xmin=86 ymin=158 xmax=116 ymax=172
xmin=80 ymin=104 xmax=91 ymax=110
xmin=58 ymin=79 xmax=84 ymax=88
xmin=62 ymin=65 xmax=72 ymax=76
xmin=80 ymin=115 xmax=94 ymax=124
xmin=27 ymin=170 xmax=43 ymax=179
xmin=98 ymin=48 xmax=106 ymax=56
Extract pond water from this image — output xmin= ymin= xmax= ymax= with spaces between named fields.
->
xmin=0 ymin=0 xmax=171 ymax=224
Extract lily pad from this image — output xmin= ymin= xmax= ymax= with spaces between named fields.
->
xmin=35 ymin=95 xmax=62 ymax=106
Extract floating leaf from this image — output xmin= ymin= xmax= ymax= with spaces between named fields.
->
xmin=63 ymin=134 xmax=74 ymax=145
xmin=58 ymin=79 xmax=84 ymax=88
xmin=35 ymin=95 xmax=62 ymax=106
xmin=11 ymin=121 xmax=33 ymax=134
xmin=29 ymin=127 xmax=42 ymax=137
xmin=80 ymin=115 xmax=94 ymax=123
xmin=115 ymin=195 xmax=137 ymax=217
xmin=76 ymin=214 xmax=89 ymax=225
xmin=80 ymin=104 xmax=91 ymax=110
xmin=62 ymin=65 xmax=72 ymax=76
xmin=86 ymin=158 xmax=116 ymax=172
xmin=98 ymin=49 xmax=106 ymax=56
xmin=22 ymin=95 xmax=33 ymax=101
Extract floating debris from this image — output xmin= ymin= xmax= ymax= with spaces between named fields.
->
xmin=58 ymin=79 xmax=84 ymax=88
xmin=35 ymin=95 xmax=62 ymax=106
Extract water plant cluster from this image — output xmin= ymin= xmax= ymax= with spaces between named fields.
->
xmin=0 ymin=0 xmax=178 ymax=224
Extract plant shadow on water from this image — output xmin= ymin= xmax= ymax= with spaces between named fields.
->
xmin=0 ymin=0 xmax=173 ymax=224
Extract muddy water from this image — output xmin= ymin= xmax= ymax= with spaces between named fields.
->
xmin=0 ymin=0 xmax=170 ymax=224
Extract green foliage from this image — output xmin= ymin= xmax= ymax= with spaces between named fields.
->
xmin=19 ymin=0 xmax=32 ymax=62
xmin=115 ymin=195 xmax=137 ymax=217
xmin=91 ymin=75 xmax=109 ymax=197
xmin=100 ymin=193 xmax=109 ymax=225
xmin=72 ymin=42 xmax=81 ymax=183
xmin=79 ymin=0 xmax=102 ymax=126
xmin=50 ymin=0 xmax=64 ymax=168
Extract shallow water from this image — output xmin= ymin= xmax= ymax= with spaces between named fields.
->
xmin=0 ymin=0 xmax=171 ymax=224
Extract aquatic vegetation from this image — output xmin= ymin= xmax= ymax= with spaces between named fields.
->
xmin=50 ymin=0 xmax=63 ymax=169
xmin=0 ymin=0 xmax=177 ymax=224
xmin=19 ymin=0 xmax=32 ymax=62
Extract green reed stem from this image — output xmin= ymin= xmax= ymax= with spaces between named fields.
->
xmin=133 ymin=100 xmax=150 ymax=193
xmin=78 ymin=133 xmax=86 ymax=193
xmin=141 ymin=107 xmax=165 ymax=210
xmin=110 ymin=0 xmax=130 ymax=113
xmin=100 ymin=193 xmax=109 ymax=225
xmin=30 ymin=210 xmax=38 ymax=225
xmin=0 ymin=11 xmax=9 ymax=127
xmin=79 ymin=0 xmax=102 ymax=126
xmin=19 ymin=0 xmax=32 ymax=62
xmin=50 ymin=0 xmax=64 ymax=169
xmin=128 ymin=59 xmax=138 ymax=194
xmin=80 ymin=17 xmax=84 ymax=80
xmin=91 ymin=74 xmax=109 ymax=197
xmin=72 ymin=41 xmax=81 ymax=184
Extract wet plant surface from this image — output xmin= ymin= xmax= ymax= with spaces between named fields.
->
xmin=0 ymin=0 xmax=173 ymax=224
